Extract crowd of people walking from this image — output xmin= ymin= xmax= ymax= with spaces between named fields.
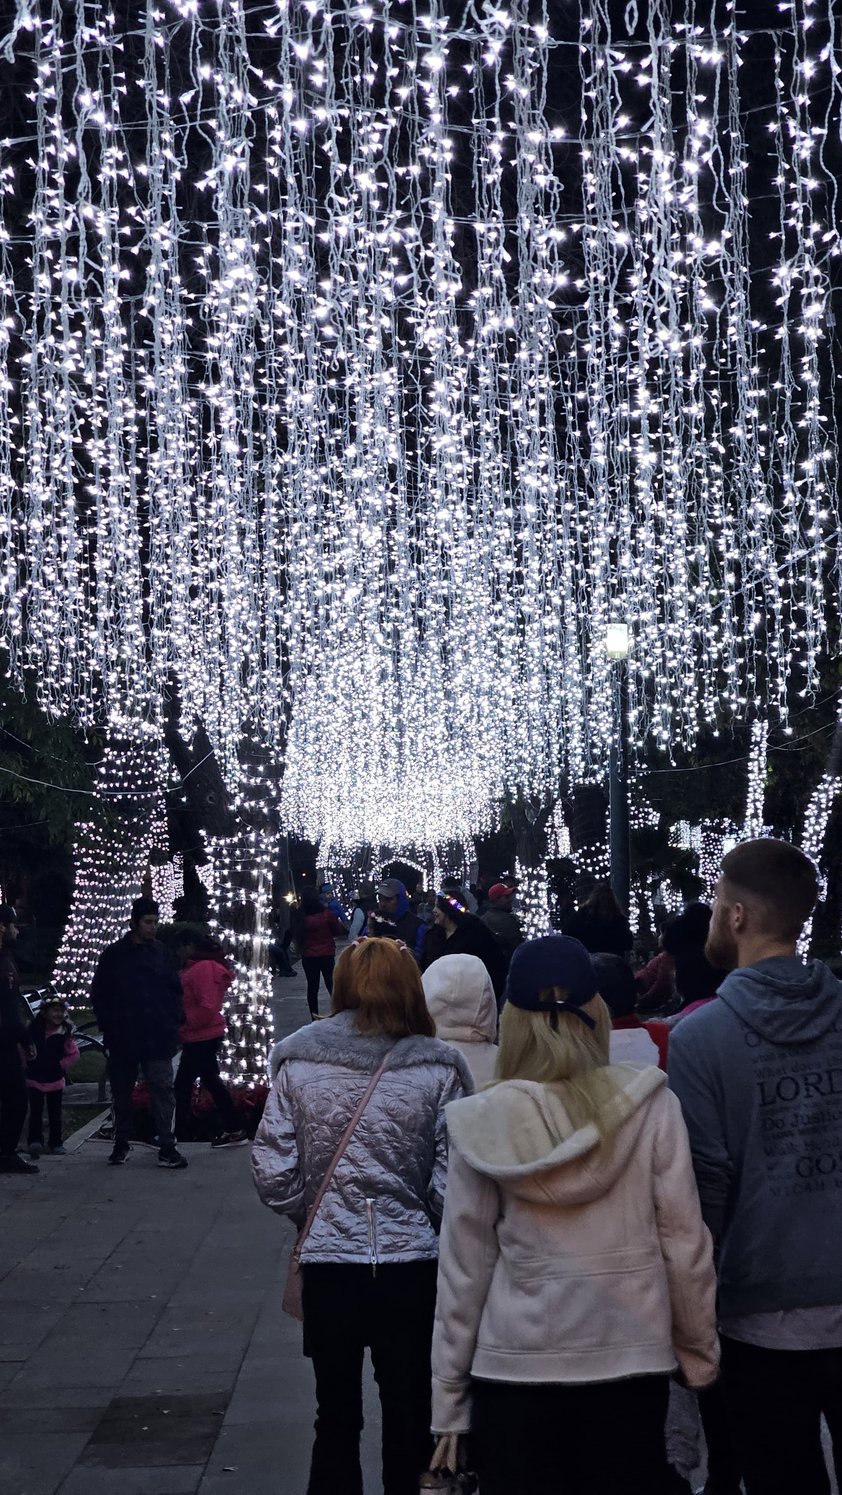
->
xmin=1 ymin=837 xmax=841 ymax=1495
xmin=253 ymin=838 xmax=842 ymax=1495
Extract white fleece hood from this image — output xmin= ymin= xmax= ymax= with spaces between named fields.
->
xmin=422 ymin=954 xmax=498 ymax=1046
xmin=445 ymin=1065 xmax=666 ymax=1206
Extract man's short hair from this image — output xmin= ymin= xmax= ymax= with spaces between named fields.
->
xmin=130 ymin=896 xmax=160 ymax=924
xmin=720 ymin=839 xmax=819 ymax=940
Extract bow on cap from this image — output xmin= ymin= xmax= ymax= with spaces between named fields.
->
xmin=503 ymin=935 xmax=598 ymax=1029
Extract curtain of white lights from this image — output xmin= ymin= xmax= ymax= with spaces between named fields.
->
xmin=0 ymin=0 xmax=839 ymax=863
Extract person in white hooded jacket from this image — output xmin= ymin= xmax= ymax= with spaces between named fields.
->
xmin=422 ymin=953 xmax=498 ymax=1087
xmin=429 ymin=935 xmax=719 ymax=1495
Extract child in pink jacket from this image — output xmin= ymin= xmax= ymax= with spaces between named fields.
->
xmin=174 ymin=933 xmax=245 ymax=1147
xmin=26 ymin=996 xmax=80 ymax=1157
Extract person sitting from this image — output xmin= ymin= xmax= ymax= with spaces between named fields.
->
xmin=592 ymin=952 xmax=670 ymax=1070
xmin=429 ymin=934 xmax=718 ymax=1495
xmin=564 ymin=881 xmax=633 ymax=958
xmin=422 ymin=953 xmax=498 ymax=1086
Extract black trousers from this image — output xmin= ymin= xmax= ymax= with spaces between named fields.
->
xmin=107 ymin=1051 xmax=175 ymax=1150
xmin=174 ymin=1039 xmax=238 ymax=1135
xmin=28 ymin=1088 xmax=63 ymax=1149
xmin=300 ymin=955 xmax=334 ymax=1017
xmin=301 ymin=1259 xmax=437 ymax=1495
xmin=721 ymin=1334 xmax=842 ymax=1495
xmin=0 ymin=1050 xmax=28 ymax=1156
xmin=471 ymin=1373 xmax=672 ymax=1495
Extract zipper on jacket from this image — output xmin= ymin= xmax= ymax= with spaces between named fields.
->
xmin=365 ymin=1196 xmax=379 ymax=1277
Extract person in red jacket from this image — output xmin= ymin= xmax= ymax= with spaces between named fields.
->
xmin=290 ymin=888 xmax=348 ymax=1019
xmin=174 ymin=932 xmax=245 ymax=1147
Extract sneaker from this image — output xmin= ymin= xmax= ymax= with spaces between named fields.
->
xmin=0 ymin=1153 xmax=39 ymax=1174
xmin=29 ymin=1142 xmax=43 ymax=1159
xmin=157 ymin=1146 xmax=188 ymax=1169
xmin=210 ymin=1130 xmax=248 ymax=1148
xmin=108 ymin=1142 xmax=131 ymax=1165
xmin=48 ymin=1144 xmax=67 ymax=1156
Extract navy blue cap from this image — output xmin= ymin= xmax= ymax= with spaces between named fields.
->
xmin=504 ymin=935 xmax=598 ymax=1028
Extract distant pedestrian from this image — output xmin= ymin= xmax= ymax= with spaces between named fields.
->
xmin=174 ymin=932 xmax=246 ymax=1148
xmin=253 ymin=937 xmax=473 ymax=1495
xmin=347 ymin=882 xmax=376 ymax=942
xmin=366 ymin=877 xmax=422 ymax=952
xmin=291 ymin=888 xmax=348 ymax=1019
xmin=91 ymin=897 xmax=187 ymax=1170
xmin=0 ymin=905 xmax=38 ymax=1174
xmin=421 ymin=891 xmax=507 ymax=1006
xmin=480 ymin=883 xmax=524 ymax=970
xmin=592 ymin=952 xmax=670 ymax=1070
xmin=564 ymin=881 xmax=633 ymax=957
xmin=26 ymin=996 xmax=79 ymax=1157
xmin=670 ymin=839 xmax=842 ymax=1495
xmin=429 ymin=934 xmax=718 ymax=1495
xmin=422 ymin=953 xmax=498 ymax=1086
xmin=662 ymin=904 xmax=726 ymax=1025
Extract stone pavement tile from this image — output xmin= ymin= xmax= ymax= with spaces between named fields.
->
xmin=0 ymin=1261 xmax=101 ymax=1300
xmin=120 ymin=1353 xmax=246 ymax=1398
xmin=0 ymin=1302 xmax=65 ymax=1359
xmin=0 ymin=1400 xmax=107 ymax=1434
xmin=59 ymin=1464 xmax=205 ymax=1495
xmin=38 ymin=1299 xmax=164 ymax=1350
xmin=196 ymin=1418 xmax=291 ymax=1495
xmin=0 ymin=1429 xmax=92 ymax=1495
xmin=0 ymin=1384 xmax=114 ymax=1409
xmin=8 ymin=1343 xmax=137 ymax=1391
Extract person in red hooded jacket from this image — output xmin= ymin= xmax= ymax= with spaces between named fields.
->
xmin=174 ymin=932 xmax=246 ymax=1147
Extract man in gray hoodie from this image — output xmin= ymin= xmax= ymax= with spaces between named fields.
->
xmin=669 ymin=838 xmax=842 ymax=1495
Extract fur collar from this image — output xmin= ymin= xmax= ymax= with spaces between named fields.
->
xmin=271 ymin=1008 xmax=474 ymax=1088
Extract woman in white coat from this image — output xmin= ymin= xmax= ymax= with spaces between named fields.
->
xmin=429 ymin=935 xmax=719 ymax=1495
xmin=422 ymin=953 xmax=498 ymax=1087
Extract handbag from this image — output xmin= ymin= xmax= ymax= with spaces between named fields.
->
xmin=282 ymin=1051 xmax=391 ymax=1320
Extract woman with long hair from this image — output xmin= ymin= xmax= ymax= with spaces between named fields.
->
xmin=253 ymin=937 xmax=473 ymax=1495
xmin=430 ymin=935 xmax=718 ymax=1495
xmin=290 ymin=886 xmax=348 ymax=1019
xmin=565 ymin=879 xmax=634 ymax=957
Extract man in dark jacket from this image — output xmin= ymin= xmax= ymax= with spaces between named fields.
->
xmin=91 ymin=897 xmax=187 ymax=1169
xmin=0 ymin=905 xmax=38 ymax=1174
xmin=480 ymin=883 xmax=524 ymax=970
xmin=366 ymin=878 xmax=422 ymax=954
xmin=669 ymin=838 xmax=842 ymax=1495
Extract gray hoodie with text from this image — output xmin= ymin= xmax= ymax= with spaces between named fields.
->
xmin=668 ymin=956 xmax=842 ymax=1318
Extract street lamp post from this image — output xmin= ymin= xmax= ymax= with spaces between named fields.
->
xmin=606 ymin=624 xmax=631 ymax=915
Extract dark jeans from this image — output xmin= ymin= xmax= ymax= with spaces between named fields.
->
xmin=721 ymin=1334 xmax=842 ymax=1495
xmin=301 ymin=955 xmax=334 ymax=1017
xmin=0 ymin=1050 xmax=28 ymax=1156
xmin=174 ymin=1039 xmax=239 ymax=1135
xmin=108 ymin=1051 xmax=175 ymax=1150
xmin=471 ymin=1373 xmax=671 ymax=1495
xmin=28 ymin=1088 xmax=63 ymax=1149
xmin=302 ymin=1259 xmax=437 ymax=1495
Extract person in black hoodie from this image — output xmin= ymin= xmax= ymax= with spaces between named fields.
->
xmin=91 ymin=897 xmax=187 ymax=1170
xmin=421 ymin=891 xmax=507 ymax=1006
xmin=670 ymin=838 xmax=842 ymax=1495
xmin=0 ymin=904 xmax=38 ymax=1174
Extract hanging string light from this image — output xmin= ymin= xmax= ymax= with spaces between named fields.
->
xmin=0 ymin=0 xmax=838 ymax=884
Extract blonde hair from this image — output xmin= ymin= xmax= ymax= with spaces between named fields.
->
xmin=332 ymin=937 xmax=436 ymax=1039
xmin=495 ymin=991 xmax=631 ymax=1140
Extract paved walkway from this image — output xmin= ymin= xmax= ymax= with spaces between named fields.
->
xmin=0 ymin=962 xmax=382 ymax=1495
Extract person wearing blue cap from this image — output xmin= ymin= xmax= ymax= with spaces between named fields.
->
xmin=428 ymin=934 xmax=719 ymax=1495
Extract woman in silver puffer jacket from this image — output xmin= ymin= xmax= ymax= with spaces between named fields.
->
xmin=252 ymin=936 xmax=473 ymax=1495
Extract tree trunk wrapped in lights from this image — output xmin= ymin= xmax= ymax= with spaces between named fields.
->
xmin=51 ymin=739 xmax=165 ymax=1008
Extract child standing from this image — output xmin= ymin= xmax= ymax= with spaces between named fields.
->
xmin=27 ymin=997 xmax=80 ymax=1157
